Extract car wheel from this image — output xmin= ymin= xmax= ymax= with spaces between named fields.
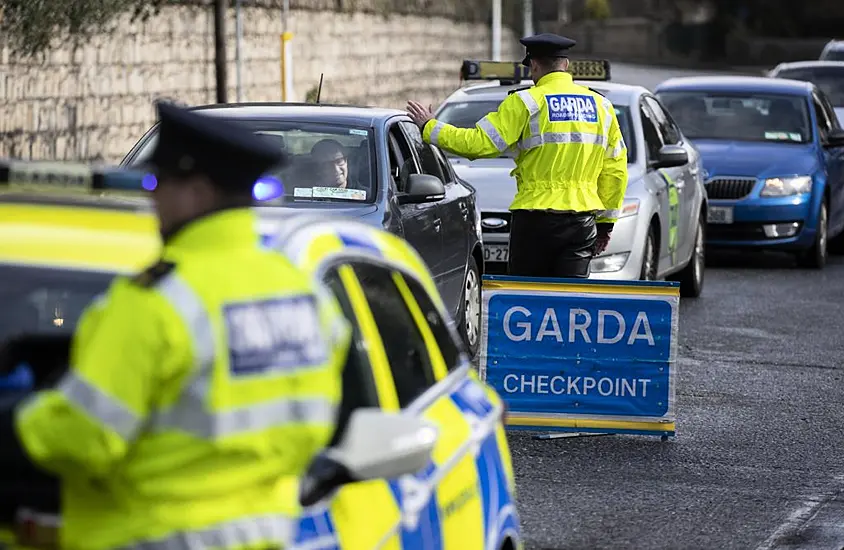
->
xmin=639 ymin=223 xmax=658 ymax=281
xmin=670 ymin=212 xmax=705 ymax=298
xmin=797 ymin=201 xmax=828 ymax=269
xmin=458 ymin=255 xmax=482 ymax=358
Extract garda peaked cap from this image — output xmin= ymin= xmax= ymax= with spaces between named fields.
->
xmin=146 ymin=101 xmax=289 ymax=192
xmin=519 ymin=33 xmax=577 ymax=66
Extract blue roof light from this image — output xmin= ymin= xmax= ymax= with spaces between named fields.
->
xmin=253 ymin=176 xmax=284 ymax=201
xmin=141 ymin=173 xmax=158 ymax=191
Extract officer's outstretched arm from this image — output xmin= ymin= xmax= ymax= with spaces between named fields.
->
xmin=596 ymin=106 xmax=629 ymax=224
xmin=14 ymin=279 xmax=165 ymax=479
xmin=422 ymin=93 xmax=528 ymax=160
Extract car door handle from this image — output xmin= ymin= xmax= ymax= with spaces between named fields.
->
xmin=433 ymin=218 xmax=442 ymax=232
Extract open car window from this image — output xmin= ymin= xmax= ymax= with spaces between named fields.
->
xmin=126 ymin=120 xmax=378 ymax=205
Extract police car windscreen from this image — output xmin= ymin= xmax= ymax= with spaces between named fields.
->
xmin=774 ymin=67 xmax=844 ymax=106
xmin=657 ymin=91 xmax=813 ymax=144
xmin=128 ymin=121 xmax=376 ymax=204
xmin=0 ymin=264 xmax=114 ymax=342
xmin=437 ymin=101 xmax=636 ymax=163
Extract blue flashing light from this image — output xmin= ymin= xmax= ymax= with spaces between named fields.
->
xmin=142 ymin=173 xmax=158 ymax=191
xmin=253 ymin=176 xmax=284 ymax=202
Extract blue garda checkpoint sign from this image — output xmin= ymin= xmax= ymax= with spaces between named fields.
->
xmin=479 ymin=275 xmax=679 ymax=438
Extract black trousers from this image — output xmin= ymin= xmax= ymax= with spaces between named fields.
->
xmin=508 ymin=210 xmax=598 ymax=278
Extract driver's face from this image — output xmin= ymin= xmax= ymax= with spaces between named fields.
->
xmin=317 ymin=151 xmax=348 ymax=187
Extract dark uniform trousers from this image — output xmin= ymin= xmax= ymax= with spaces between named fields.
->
xmin=508 ymin=210 xmax=598 ymax=278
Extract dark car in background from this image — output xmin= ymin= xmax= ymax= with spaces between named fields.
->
xmin=120 ymin=104 xmax=485 ymax=356
xmin=768 ymin=60 xmax=844 ymax=125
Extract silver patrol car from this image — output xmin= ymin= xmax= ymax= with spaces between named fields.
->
xmin=434 ymin=60 xmax=708 ymax=297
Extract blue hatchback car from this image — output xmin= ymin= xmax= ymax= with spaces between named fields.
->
xmin=655 ymin=76 xmax=844 ymax=268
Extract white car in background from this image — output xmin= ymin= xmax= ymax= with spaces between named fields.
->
xmin=768 ymin=60 xmax=844 ymax=125
xmin=435 ymin=60 xmax=708 ymax=297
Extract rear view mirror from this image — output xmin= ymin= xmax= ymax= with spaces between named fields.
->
xmin=398 ymin=174 xmax=445 ymax=204
xmin=298 ymin=408 xmax=437 ymax=506
xmin=824 ymin=129 xmax=844 ymax=148
xmin=650 ymin=144 xmax=689 ymax=169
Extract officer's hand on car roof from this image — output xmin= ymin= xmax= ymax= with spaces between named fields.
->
xmin=406 ymin=101 xmax=434 ymax=130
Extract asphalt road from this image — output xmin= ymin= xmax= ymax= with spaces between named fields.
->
xmin=509 ymin=62 xmax=844 ymax=550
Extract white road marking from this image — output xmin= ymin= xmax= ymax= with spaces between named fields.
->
xmin=755 ymin=475 xmax=844 ymax=550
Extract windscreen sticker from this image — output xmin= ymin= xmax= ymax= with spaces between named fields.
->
xmin=765 ymin=131 xmax=802 ymax=142
xmin=546 ymin=94 xmax=598 ymax=123
xmin=311 ymin=187 xmax=367 ymax=200
xmin=224 ymin=295 xmax=328 ymax=376
xmin=293 ymin=187 xmax=313 ymax=197
xmin=349 ymin=129 xmax=368 ymax=136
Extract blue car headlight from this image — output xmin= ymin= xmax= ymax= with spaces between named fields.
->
xmin=760 ymin=176 xmax=811 ymax=197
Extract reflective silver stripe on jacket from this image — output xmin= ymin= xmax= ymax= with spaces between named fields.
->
xmin=606 ymin=139 xmax=625 ymax=159
xmin=598 ymin=209 xmax=621 ymax=220
xmin=519 ymin=131 xmax=607 ymax=151
xmin=118 ymin=514 xmax=295 ymax=550
xmin=477 ymin=116 xmax=508 ymax=152
xmin=429 ymin=121 xmax=446 ymax=145
xmin=150 ymin=273 xmax=338 ymax=438
xmin=56 ymin=372 xmax=143 ymax=441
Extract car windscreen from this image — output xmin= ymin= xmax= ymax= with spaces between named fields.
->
xmin=822 ymin=50 xmax=844 ymax=62
xmin=126 ymin=120 xmax=377 ymax=204
xmin=435 ymin=100 xmax=636 ymax=163
xmin=657 ymin=91 xmax=813 ymax=144
xmin=773 ymin=67 xmax=844 ymax=106
xmin=0 ymin=264 xmax=114 ymax=345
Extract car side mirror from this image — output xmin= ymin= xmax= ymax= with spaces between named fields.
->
xmin=298 ymin=408 xmax=438 ymax=507
xmin=398 ymin=173 xmax=445 ymax=204
xmin=650 ymin=144 xmax=689 ymax=169
xmin=824 ymin=129 xmax=844 ymax=148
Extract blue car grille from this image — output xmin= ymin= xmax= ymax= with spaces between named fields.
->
xmin=705 ymin=177 xmax=757 ymax=199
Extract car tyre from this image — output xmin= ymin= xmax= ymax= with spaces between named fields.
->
xmin=670 ymin=213 xmax=705 ymax=298
xmin=797 ymin=201 xmax=828 ymax=269
xmin=639 ymin=223 xmax=658 ymax=281
xmin=458 ymin=255 xmax=482 ymax=359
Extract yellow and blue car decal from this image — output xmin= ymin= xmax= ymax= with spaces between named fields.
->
xmin=272 ymin=217 xmax=522 ymax=550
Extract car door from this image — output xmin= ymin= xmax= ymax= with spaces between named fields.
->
xmin=339 ymin=261 xmax=505 ymax=549
xmin=643 ymin=95 xmax=694 ymax=268
xmin=387 ymin=121 xmax=445 ymax=283
xmin=639 ymin=100 xmax=674 ymax=273
xmin=398 ymin=121 xmax=468 ymax=315
xmin=813 ymin=90 xmax=844 ymax=236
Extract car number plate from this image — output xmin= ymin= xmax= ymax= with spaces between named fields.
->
xmin=707 ymin=206 xmax=734 ymax=224
xmin=484 ymin=244 xmax=509 ymax=263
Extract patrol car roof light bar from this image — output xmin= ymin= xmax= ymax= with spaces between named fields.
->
xmin=0 ymin=159 xmax=150 ymax=192
xmin=460 ymin=59 xmax=611 ymax=84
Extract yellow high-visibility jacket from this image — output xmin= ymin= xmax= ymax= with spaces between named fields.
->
xmin=15 ymin=208 xmax=351 ymax=550
xmin=424 ymin=71 xmax=629 ymax=223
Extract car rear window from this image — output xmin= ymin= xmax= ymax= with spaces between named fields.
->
xmin=773 ymin=66 xmax=844 ymax=106
xmin=0 ymin=264 xmax=113 ymax=343
xmin=435 ymin=99 xmax=636 ymax=163
xmin=125 ymin=120 xmax=378 ymax=205
xmin=821 ymin=49 xmax=844 ymax=62
xmin=657 ymin=91 xmax=813 ymax=144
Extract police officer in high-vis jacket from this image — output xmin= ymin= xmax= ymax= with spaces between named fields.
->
xmin=407 ymin=33 xmax=629 ymax=278
xmin=1 ymin=101 xmax=351 ymax=550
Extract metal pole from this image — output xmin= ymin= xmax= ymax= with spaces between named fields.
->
xmin=280 ymin=0 xmax=293 ymax=101
xmin=523 ymin=0 xmax=534 ymax=37
xmin=235 ymin=0 xmax=243 ymax=102
xmin=492 ymin=0 xmax=502 ymax=60
xmin=214 ymin=0 xmax=227 ymax=103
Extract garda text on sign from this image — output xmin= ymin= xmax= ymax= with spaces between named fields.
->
xmin=479 ymin=276 xmax=679 ymax=437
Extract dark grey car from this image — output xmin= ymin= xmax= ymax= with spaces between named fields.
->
xmin=120 ymin=103 xmax=485 ymax=356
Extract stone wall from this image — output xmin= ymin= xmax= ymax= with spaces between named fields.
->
xmin=0 ymin=6 xmax=521 ymax=162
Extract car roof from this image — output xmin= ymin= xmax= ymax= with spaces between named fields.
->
xmin=0 ymin=197 xmax=160 ymax=273
xmin=771 ymin=60 xmax=844 ymax=72
xmin=187 ymin=103 xmax=405 ymax=127
xmin=825 ymin=39 xmax=844 ymax=48
xmin=655 ymin=75 xmax=813 ymax=95
xmin=443 ymin=79 xmax=648 ymax=107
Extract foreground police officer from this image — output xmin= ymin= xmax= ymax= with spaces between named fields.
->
xmin=1 ymin=101 xmax=351 ymax=550
xmin=407 ymin=33 xmax=629 ymax=278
